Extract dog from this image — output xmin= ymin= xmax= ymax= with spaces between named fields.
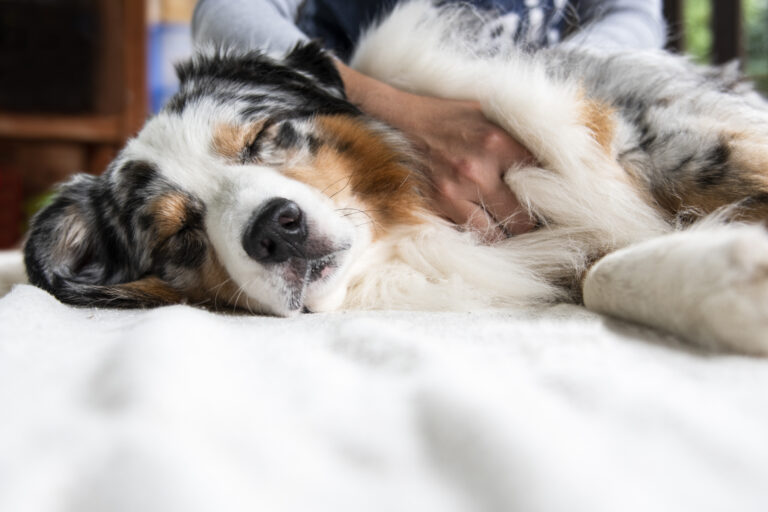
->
xmin=23 ymin=1 xmax=768 ymax=355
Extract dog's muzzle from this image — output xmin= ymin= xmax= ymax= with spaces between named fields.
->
xmin=242 ymin=198 xmax=308 ymax=263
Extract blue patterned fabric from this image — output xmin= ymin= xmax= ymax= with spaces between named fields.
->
xmin=297 ymin=0 xmax=566 ymax=61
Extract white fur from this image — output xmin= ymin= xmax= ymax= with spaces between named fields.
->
xmin=584 ymin=223 xmax=768 ymax=355
xmin=342 ymin=221 xmax=565 ymax=311
xmin=0 ymin=251 xmax=26 ymax=297
xmin=340 ymin=0 xmax=768 ymax=355
xmin=351 ymin=1 xmax=668 ymax=244
xmin=124 ymin=104 xmax=362 ymax=316
xmin=18 ymin=1 xmax=767 ymax=356
xmin=338 ymin=0 xmax=669 ymax=313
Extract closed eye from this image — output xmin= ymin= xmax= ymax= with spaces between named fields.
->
xmin=243 ymin=119 xmax=276 ymax=163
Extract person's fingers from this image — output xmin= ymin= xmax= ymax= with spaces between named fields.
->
xmin=478 ymin=125 xmax=534 ymax=165
xmin=477 ymin=177 xmax=536 ymax=236
xmin=414 ymin=104 xmax=538 ymax=240
xmin=432 ymin=195 xmax=505 ymax=242
xmin=431 ymin=158 xmax=532 ymax=239
xmin=480 ymin=184 xmax=523 ymax=233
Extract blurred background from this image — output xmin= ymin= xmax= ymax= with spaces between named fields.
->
xmin=0 ymin=0 xmax=766 ymax=249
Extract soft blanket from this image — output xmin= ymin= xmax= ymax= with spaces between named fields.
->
xmin=1 ymin=250 xmax=767 ymax=512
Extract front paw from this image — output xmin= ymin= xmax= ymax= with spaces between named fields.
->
xmin=694 ymin=225 xmax=768 ymax=355
xmin=584 ymin=224 xmax=768 ymax=356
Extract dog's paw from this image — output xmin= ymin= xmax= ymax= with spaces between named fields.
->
xmin=584 ymin=224 xmax=768 ymax=356
xmin=693 ymin=225 xmax=768 ymax=355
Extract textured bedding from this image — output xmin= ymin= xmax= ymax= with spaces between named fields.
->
xmin=1 ymin=249 xmax=767 ymax=512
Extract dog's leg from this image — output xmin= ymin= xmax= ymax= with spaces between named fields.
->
xmin=582 ymin=224 xmax=768 ymax=355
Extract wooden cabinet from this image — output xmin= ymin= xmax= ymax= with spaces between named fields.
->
xmin=0 ymin=0 xmax=147 ymax=248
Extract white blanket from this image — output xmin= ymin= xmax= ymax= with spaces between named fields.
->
xmin=1 ymin=250 xmax=767 ymax=512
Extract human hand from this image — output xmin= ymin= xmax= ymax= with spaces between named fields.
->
xmin=394 ymin=95 xmax=537 ymax=240
xmin=336 ymin=62 xmax=536 ymax=240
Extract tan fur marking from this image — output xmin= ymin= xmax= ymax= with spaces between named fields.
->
xmin=194 ymin=252 xmax=246 ymax=309
xmin=211 ymin=121 xmax=266 ymax=161
xmin=716 ymin=135 xmax=768 ymax=222
xmin=184 ymin=251 xmax=262 ymax=312
xmin=582 ymin=98 xmax=616 ymax=153
xmin=284 ymin=146 xmax=355 ymax=202
xmin=651 ymin=134 xmax=768 ymax=223
xmin=150 ymin=192 xmax=191 ymax=239
xmin=286 ymin=115 xmax=428 ymax=236
xmin=116 ymin=277 xmax=183 ymax=304
xmin=728 ymin=133 xmax=768 ymax=185
xmin=120 ymin=252 xmax=257 ymax=312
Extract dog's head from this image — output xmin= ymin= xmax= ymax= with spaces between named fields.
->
xmin=24 ymin=43 xmax=427 ymax=315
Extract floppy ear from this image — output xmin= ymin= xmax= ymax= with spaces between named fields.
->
xmin=284 ymin=41 xmax=348 ymax=97
xmin=24 ymin=174 xmax=181 ymax=308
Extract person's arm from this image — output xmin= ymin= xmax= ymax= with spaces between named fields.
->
xmin=192 ymin=0 xmax=307 ymax=54
xmin=566 ymin=0 xmax=666 ymax=49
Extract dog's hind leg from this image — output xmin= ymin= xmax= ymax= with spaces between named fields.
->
xmin=582 ymin=223 xmax=768 ymax=355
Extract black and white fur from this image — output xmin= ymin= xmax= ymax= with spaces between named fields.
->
xmin=24 ymin=1 xmax=768 ymax=355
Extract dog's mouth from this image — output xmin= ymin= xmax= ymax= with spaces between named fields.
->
xmin=279 ymin=249 xmax=348 ymax=313
xmin=283 ymin=253 xmax=338 ymax=286
xmin=309 ymin=255 xmax=337 ymax=281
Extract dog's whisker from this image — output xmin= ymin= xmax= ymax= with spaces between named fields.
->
xmin=244 ymin=289 xmax=254 ymax=314
xmin=336 ymin=207 xmax=374 ymax=220
xmin=232 ymin=281 xmax=249 ymax=314
xmin=323 ymin=175 xmax=353 ymax=199
xmin=210 ymin=277 xmax=234 ymax=310
xmin=337 ymin=207 xmax=381 ymax=231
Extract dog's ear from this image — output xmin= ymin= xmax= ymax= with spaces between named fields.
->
xmin=284 ymin=41 xmax=347 ymax=97
xmin=24 ymin=173 xmax=181 ymax=308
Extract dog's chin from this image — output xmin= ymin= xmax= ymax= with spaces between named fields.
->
xmin=267 ymin=252 xmax=349 ymax=316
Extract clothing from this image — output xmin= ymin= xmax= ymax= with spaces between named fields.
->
xmin=295 ymin=0 xmax=566 ymax=61
xmin=192 ymin=0 xmax=666 ymax=59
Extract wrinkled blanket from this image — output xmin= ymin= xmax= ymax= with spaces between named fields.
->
xmin=1 ymin=250 xmax=767 ymax=512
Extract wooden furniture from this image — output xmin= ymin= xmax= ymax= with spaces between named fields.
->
xmin=0 ymin=0 xmax=147 ymax=174
xmin=0 ymin=0 xmax=147 ymax=248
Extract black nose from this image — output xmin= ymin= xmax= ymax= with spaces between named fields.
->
xmin=242 ymin=198 xmax=308 ymax=263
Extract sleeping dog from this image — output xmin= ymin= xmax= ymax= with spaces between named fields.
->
xmin=24 ymin=2 xmax=768 ymax=354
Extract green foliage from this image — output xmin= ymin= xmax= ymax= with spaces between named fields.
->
xmin=684 ymin=0 xmax=768 ymax=90
xmin=684 ymin=0 xmax=711 ymax=63
xmin=745 ymin=0 xmax=768 ymax=88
